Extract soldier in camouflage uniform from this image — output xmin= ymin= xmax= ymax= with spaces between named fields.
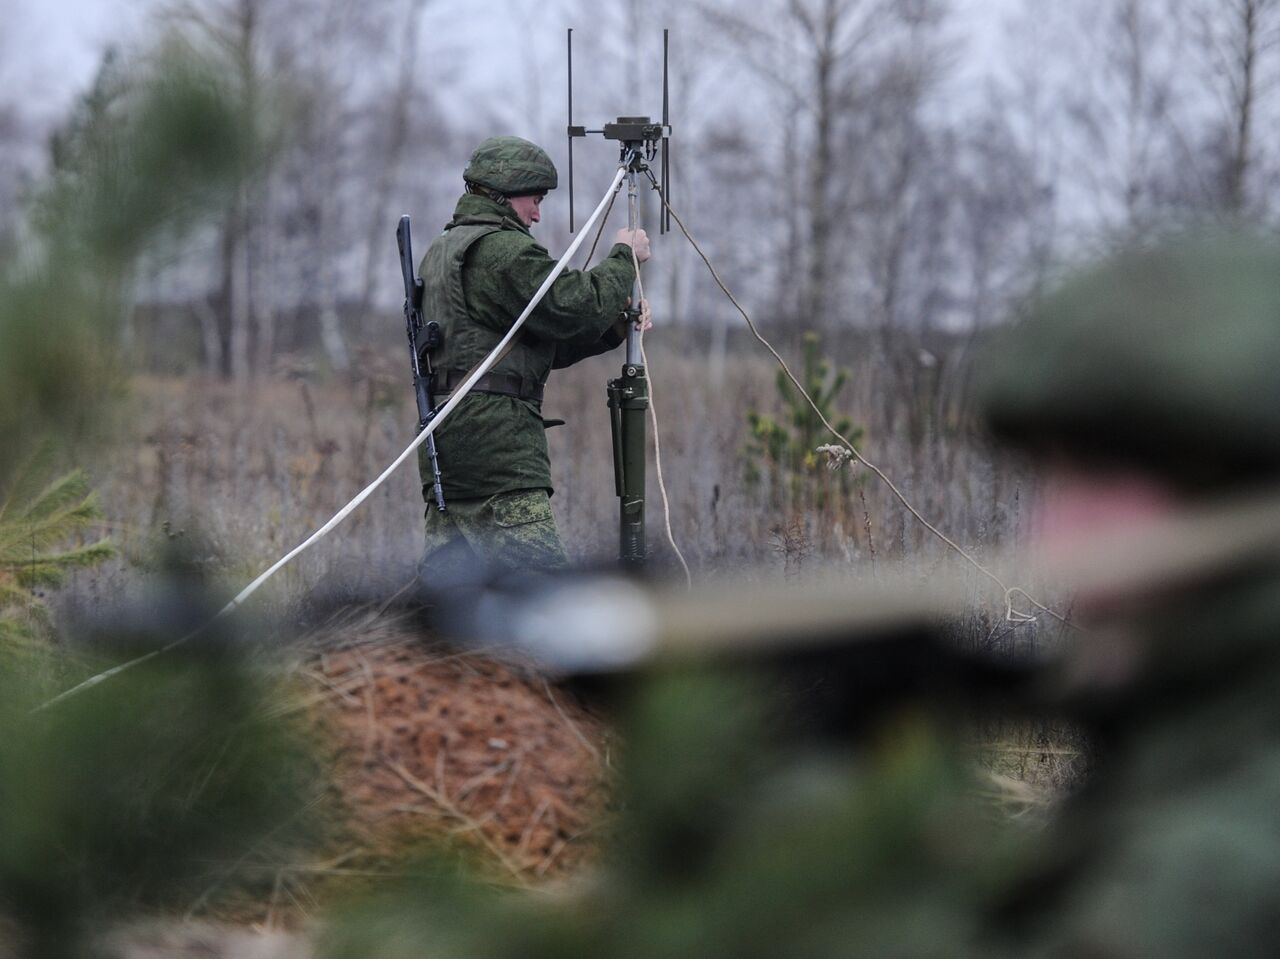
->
xmin=974 ymin=235 xmax=1280 ymax=958
xmin=416 ymin=136 xmax=650 ymax=578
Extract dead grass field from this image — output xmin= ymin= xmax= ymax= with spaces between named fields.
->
xmin=54 ymin=330 xmax=1077 ymax=803
xmin=63 ymin=329 xmax=1045 ymax=627
xmin=28 ymin=333 xmax=1084 ymax=948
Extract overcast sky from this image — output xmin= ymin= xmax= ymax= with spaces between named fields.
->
xmin=9 ymin=0 xmax=1019 ymax=128
xmin=8 ymin=0 xmax=147 ymax=117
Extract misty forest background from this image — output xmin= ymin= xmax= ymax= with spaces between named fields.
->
xmin=4 ymin=0 xmax=1280 ymax=622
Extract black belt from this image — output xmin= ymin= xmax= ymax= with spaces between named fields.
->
xmin=432 ymin=368 xmax=544 ymax=403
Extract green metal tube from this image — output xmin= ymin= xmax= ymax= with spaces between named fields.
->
xmin=607 ymin=379 xmax=626 ymax=497
xmin=609 ymin=153 xmax=649 ymax=568
xmin=616 ymin=362 xmax=648 ymax=566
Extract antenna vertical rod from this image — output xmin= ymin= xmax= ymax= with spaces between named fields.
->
xmin=661 ymin=142 xmax=670 ymax=234
xmin=662 ymin=29 xmax=669 ymax=126
xmin=626 ymin=168 xmax=642 ymax=367
xmin=567 ymin=28 xmax=576 ymax=232
xmin=662 ymin=29 xmax=671 ymax=233
xmin=611 ymin=153 xmax=649 ymax=569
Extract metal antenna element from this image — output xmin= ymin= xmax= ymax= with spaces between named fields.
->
xmin=567 ymin=28 xmax=575 ymax=233
xmin=661 ymin=28 xmax=670 ymax=234
xmin=565 ymin=27 xmax=672 ymax=234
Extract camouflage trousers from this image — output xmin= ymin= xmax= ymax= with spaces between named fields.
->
xmin=419 ymin=488 xmax=569 ymax=582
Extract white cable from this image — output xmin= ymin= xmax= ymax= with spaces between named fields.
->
xmin=36 ymin=166 xmax=631 ymax=712
xmin=627 ymin=243 xmax=692 ymax=591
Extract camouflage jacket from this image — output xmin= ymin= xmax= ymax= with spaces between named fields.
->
xmin=989 ymin=562 xmax=1280 ymax=958
xmin=417 ymin=193 xmax=635 ymax=501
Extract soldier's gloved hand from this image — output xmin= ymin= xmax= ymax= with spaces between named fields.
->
xmin=615 ymin=227 xmax=651 ymax=263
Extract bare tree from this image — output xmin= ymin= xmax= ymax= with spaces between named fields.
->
xmin=1029 ymin=0 xmax=1280 ymax=232
xmin=1044 ymin=0 xmax=1188 ymax=239
xmin=160 ymin=0 xmax=278 ymax=380
xmin=348 ymin=0 xmax=433 ymax=338
xmin=0 ymin=20 xmax=28 ymax=253
xmin=1181 ymin=0 xmax=1280 ymax=216
xmin=699 ymin=0 xmax=950 ymax=330
xmin=953 ymin=108 xmax=1052 ymax=330
xmin=154 ymin=0 xmax=431 ymax=376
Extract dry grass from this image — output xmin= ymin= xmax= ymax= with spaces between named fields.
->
xmin=59 ymin=329 xmax=1039 ymax=618
xmin=547 ymin=331 xmax=1039 ymax=576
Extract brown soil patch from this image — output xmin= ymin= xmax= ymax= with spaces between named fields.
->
xmin=299 ymin=612 xmax=613 ymax=886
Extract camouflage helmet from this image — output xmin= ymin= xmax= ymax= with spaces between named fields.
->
xmin=463 ymin=136 xmax=558 ymax=196
xmin=977 ymin=234 xmax=1280 ymax=491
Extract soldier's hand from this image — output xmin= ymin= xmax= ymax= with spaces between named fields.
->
xmin=615 ymin=228 xmax=651 ymax=263
xmin=615 ymin=299 xmax=654 ymax=338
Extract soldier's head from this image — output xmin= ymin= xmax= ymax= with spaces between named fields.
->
xmin=463 ymin=136 xmax=558 ymax=227
xmin=981 ymin=234 xmax=1280 ymax=484
xmin=977 ymin=233 xmax=1280 ymax=597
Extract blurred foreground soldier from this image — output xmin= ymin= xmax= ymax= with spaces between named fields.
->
xmin=416 ymin=136 xmax=651 ymax=579
xmin=976 ymin=235 xmax=1280 ymax=958
xmin=327 ymin=237 xmax=1280 ymax=959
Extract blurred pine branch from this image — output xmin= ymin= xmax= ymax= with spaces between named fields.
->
xmin=0 ymin=450 xmax=114 ymax=646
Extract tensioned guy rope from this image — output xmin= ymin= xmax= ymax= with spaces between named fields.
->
xmin=647 ymin=182 xmax=1066 ymax=627
xmin=629 ymin=242 xmax=693 ymax=591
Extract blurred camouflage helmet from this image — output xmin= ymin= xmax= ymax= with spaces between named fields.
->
xmin=463 ymin=136 xmax=558 ymax=196
xmin=977 ymin=235 xmax=1280 ymax=491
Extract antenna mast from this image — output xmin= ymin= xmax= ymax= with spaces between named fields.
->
xmin=565 ymin=28 xmax=675 ymax=568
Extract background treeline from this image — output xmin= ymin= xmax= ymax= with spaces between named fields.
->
xmin=2 ymin=0 xmax=1278 ymax=382
xmin=2 ymin=0 xmax=1279 ymax=598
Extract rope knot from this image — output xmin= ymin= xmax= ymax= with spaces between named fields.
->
xmin=816 ymin=444 xmax=855 ymax=471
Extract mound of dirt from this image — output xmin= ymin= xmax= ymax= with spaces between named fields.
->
xmin=301 ymin=615 xmax=612 ymax=885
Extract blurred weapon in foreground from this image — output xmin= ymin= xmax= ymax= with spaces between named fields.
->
xmin=445 ymin=483 xmax=1280 ymax=669
xmin=437 ymin=566 xmax=1042 ymax=745
xmin=427 ymin=484 xmax=1280 ymax=738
